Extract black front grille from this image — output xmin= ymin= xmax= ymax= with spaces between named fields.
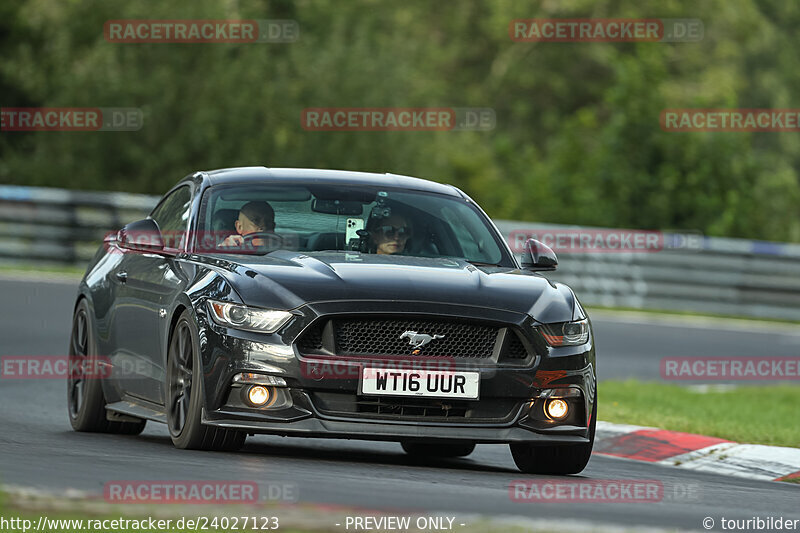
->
xmin=297 ymin=316 xmax=534 ymax=361
xmin=335 ymin=318 xmax=496 ymax=358
xmin=348 ymin=396 xmax=469 ymax=418
xmin=504 ymin=332 xmax=529 ymax=359
xmin=298 ymin=323 xmax=324 ymax=352
xmin=310 ymin=391 xmax=520 ymax=422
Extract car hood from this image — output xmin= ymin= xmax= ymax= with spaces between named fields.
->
xmin=202 ymin=251 xmax=577 ymax=323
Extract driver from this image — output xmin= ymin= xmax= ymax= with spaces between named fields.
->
xmin=220 ymin=201 xmax=275 ymax=248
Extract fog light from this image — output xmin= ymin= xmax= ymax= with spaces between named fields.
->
xmin=546 ymin=398 xmax=569 ymax=419
xmin=247 ymin=385 xmax=271 ymax=407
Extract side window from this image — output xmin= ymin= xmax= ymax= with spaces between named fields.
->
xmin=150 ymin=186 xmax=192 ymax=247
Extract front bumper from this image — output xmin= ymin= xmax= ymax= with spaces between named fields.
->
xmin=203 ymin=402 xmax=590 ymax=444
xmin=196 ymin=300 xmax=596 ymax=444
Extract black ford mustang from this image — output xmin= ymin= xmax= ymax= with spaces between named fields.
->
xmin=67 ymin=167 xmax=596 ymax=474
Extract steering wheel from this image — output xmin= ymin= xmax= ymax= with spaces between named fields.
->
xmin=241 ymin=231 xmax=285 ymax=252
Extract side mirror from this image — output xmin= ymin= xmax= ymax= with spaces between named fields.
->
xmin=117 ymin=218 xmax=165 ymax=252
xmin=521 ymin=238 xmax=558 ymax=271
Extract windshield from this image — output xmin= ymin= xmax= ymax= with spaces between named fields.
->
xmin=194 ymin=183 xmax=511 ymax=265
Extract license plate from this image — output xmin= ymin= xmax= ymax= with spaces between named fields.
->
xmin=361 ymin=367 xmax=480 ymax=399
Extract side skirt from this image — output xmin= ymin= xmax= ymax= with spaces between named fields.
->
xmin=106 ymin=398 xmax=167 ymax=424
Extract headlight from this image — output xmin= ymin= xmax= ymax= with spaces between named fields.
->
xmin=207 ymin=300 xmax=293 ymax=333
xmin=540 ymin=318 xmax=590 ymax=346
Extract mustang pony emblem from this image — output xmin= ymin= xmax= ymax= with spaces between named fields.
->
xmin=399 ymin=330 xmax=445 ymax=350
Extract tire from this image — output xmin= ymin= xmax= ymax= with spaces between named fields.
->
xmin=67 ymin=299 xmax=146 ymax=435
xmin=401 ymin=441 xmax=476 ymax=458
xmin=166 ymin=310 xmax=246 ymax=452
xmin=510 ymin=397 xmax=596 ymax=475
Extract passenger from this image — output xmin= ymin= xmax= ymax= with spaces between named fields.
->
xmin=367 ymin=212 xmax=412 ymax=255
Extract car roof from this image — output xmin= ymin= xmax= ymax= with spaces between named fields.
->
xmin=199 ymin=167 xmax=463 ymax=197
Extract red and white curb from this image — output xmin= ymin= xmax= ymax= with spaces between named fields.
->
xmin=594 ymin=421 xmax=800 ymax=482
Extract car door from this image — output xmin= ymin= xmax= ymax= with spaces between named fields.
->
xmin=110 ymin=185 xmax=193 ymax=405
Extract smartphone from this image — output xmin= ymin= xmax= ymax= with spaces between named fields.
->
xmin=346 ymin=217 xmax=365 ymax=249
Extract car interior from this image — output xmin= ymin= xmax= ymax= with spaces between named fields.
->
xmin=196 ymin=185 xmax=504 ymax=263
xmin=208 ymin=202 xmax=447 ymax=255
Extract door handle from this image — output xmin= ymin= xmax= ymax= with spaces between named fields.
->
xmin=115 ymin=270 xmax=128 ymax=283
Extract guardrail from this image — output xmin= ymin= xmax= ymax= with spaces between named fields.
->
xmin=494 ymin=221 xmax=800 ymax=321
xmin=1 ymin=184 xmax=798 ymax=320
xmin=0 ymin=184 xmax=159 ymax=265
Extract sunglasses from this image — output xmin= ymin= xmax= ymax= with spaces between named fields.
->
xmin=374 ymin=225 xmax=412 ymax=238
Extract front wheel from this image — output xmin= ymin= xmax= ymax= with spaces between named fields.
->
xmin=510 ymin=397 xmax=596 ymax=475
xmin=166 ymin=310 xmax=246 ymax=451
xmin=67 ymin=299 xmax=146 ymax=435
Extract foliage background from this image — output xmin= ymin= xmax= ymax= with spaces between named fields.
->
xmin=1 ymin=0 xmax=799 ymax=242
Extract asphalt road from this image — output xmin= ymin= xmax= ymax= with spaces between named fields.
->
xmin=1 ymin=276 xmax=799 ymax=531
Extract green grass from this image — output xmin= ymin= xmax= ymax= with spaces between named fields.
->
xmin=600 ymin=380 xmax=800 ymax=448
xmin=0 ymin=263 xmax=85 ymax=277
xmin=587 ymin=305 xmax=800 ymax=325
